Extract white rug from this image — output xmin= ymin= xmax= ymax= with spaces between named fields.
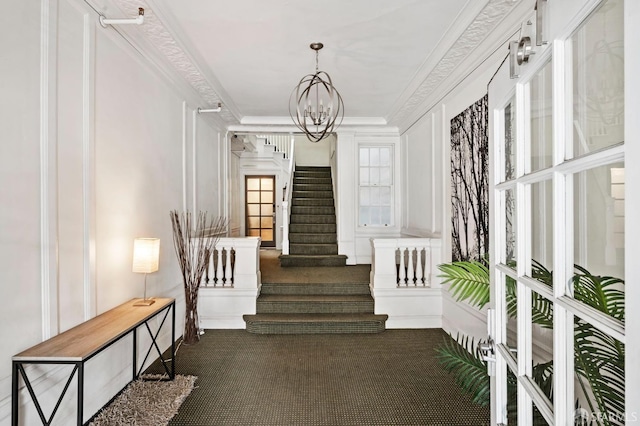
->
xmin=89 ymin=375 xmax=197 ymax=426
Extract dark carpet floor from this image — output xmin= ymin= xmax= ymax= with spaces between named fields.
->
xmin=161 ymin=329 xmax=490 ymax=426
xmin=152 ymin=250 xmax=489 ymax=425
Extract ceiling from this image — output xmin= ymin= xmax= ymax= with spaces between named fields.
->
xmin=99 ymin=0 xmax=526 ymax=130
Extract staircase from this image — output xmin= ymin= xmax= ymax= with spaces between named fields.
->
xmin=243 ymin=272 xmax=388 ymax=334
xmin=279 ymin=166 xmax=347 ymax=267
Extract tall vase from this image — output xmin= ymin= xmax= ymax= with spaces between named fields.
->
xmin=170 ymin=210 xmax=226 ymax=345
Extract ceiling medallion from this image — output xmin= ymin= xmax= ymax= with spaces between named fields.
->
xmin=289 ymin=43 xmax=344 ymax=142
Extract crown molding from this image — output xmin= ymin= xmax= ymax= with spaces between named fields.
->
xmin=390 ymin=0 xmax=535 ymax=133
xmin=103 ymin=0 xmax=240 ymax=125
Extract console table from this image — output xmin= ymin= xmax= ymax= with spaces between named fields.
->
xmin=12 ymin=298 xmax=175 ymax=426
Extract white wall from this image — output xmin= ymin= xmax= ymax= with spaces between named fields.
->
xmin=0 ymin=0 xmax=226 ymax=423
xmin=400 ymin=46 xmax=508 ymax=341
xmin=294 ymin=134 xmax=332 ymax=166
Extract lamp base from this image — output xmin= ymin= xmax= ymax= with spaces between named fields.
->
xmin=134 ymin=298 xmax=156 ymax=306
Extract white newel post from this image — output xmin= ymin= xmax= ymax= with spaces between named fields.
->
xmin=371 ymin=238 xmax=443 ymax=329
xmin=198 ymin=237 xmax=261 ymax=329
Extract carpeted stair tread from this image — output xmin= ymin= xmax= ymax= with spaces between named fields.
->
xmin=258 ymin=294 xmax=373 ymax=302
xmin=243 ymin=313 xmax=388 ymax=334
xmin=288 ymin=233 xmax=336 ymax=244
xmin=291 ymin=198 xmax=335 ymax=207
xmin=291 ymin=206 xmax=335 ymax=215
xmin=260 ymin=282 xmax=371 ymax=295
xmin=290 ymin=214 xmax=336 ymax=224
xmin=289 ymin=223 xmax=336 ymax=234
xmin=279 ymin=254 xmax=347 ymax=267
xmin=289 ymin=243 xmax=338 ymax=255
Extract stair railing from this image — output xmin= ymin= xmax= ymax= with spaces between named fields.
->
xmin=281 ymin=135 xmax=296 ymax=255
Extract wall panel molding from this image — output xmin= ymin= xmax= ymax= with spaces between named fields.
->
xmin=82 ymin=9 xmax=97 ymax=320
xmin=40 ymin=0 xmax=59 ymax=340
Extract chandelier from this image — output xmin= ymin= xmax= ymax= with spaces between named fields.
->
xmin=289 ymin=43 xmax=344 ymax=142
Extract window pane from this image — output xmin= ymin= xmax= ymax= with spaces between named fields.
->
xmin=260 ymin=204 xmax=272 ymax=216
xmin=260 ymin=217 xmax=273 ymax=228
xmin=360 ymin=188 xmax=370 ymax=205
xmin=248 ymin=229 xmax=260 ymax=237
xmin=370 ymin=148 xmax=380 ymax=166
xmin=380 ymin=167 xmax=391 ymax=185
xmin=247 ymin=204 xmax=259 ymax=216
xmin=573 ymin=163 xmax=625 ymax=279
xmin=359 ymin=206 xmax=369 ymax=226
xmin=505 ymin=99 xmax=516 ymax=181
xmin=248 ymin=217 xmax=259 ymax=228
xmin=360 ymin=168 xmax=369 ymax=185
xmin=531 ymin=291 xmax=553 ymax=406
xmin=574 ymin=320 xmax=624 ymax=424
xmin=247 ymin=192 xmax=260 ymax=203
xmin=380 ymin=187 xmax=391 ymax=205
xmin=247 ymin=178 xmax=260 ymax=191
xmin=261 ymin=178 xmax=273 ymax=190
xmin=261 ymin=229 xmax=273 ymax=241
xmin=570 ymin=0 xmax=624 ymax=159
xmin=530 ymin=61 xmax=553 ymax=171
xmin=370 ymin=168 xmax=380 ymax=185
xmin=360 ymin=148 xmax=369 ymax=166
xmin=261 ymin=191 xmax=273 ymax=204
xmin=370 ymin=187 xmax=380 ymax=205
xmin=572 ymin=162 xmax=625 ymax=319
xmin=505 ymin=189 xmax=516 ymax=266
xmin=380 ymin=147 xmax=390 ymax=166
xmin=505 ymin=274 xmax=517 ymax=360
xmin=370 ymin=207 xmax=381 ymax=225
xmin=531 ymin=180 xmax=553 ymax=276
xmin=381 ymin=206 xmax=391 ymax=225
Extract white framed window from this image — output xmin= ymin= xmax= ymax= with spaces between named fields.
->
xmin=359 ymin=145 xmax=393 ymax=226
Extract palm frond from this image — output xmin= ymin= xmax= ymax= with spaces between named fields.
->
xmin=436 ymin=333 xmax=490 ymax=406
xmin=438 ymin=261 xmax=490 ymax=309
xmin=573 ymin=266 xmax=625 ymax=321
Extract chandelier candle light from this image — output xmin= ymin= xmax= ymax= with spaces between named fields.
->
xmin=132 ymin=237 xmax=160 ymax=306
xmin=290 ymin=43 xmax=344 ymax=142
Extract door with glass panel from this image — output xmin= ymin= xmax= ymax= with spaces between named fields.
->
xmin=245 ymin=176 xmax=276 ymax=247
xmin=488 ymin=0 xmax=625 ymax=424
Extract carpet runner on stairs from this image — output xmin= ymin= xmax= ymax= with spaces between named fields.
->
xmin=279 ymin=166 xmax=347 ymax=267
xmin=243 ymin=280 xmax=388 ymax=334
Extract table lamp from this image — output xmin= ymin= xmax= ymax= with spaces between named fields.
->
xmin=132 ymin=237 xmax=159 ymax=306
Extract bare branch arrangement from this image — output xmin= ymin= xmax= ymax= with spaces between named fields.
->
xmin=170 ymin=210 xmax=227 ymax=344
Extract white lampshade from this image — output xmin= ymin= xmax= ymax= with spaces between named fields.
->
xmin=132 ymin=238 xmax=160 ymax=274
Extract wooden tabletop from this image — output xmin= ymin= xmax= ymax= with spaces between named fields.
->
xmin=13 ymin=298 xmax=174 ymax=362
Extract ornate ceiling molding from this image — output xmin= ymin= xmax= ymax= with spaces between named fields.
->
xmin=390 ymin=0 xmax=517 ymax=127
xmin=110 ymin=0 xmax=238 ymax=124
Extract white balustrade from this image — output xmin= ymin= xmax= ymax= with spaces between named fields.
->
xmin=370 ymin=238 xmax=443 ymax=328
xmin=198 ymin=236 xmax=261 ymax=329
xmin=371 ymin=238 xmax=440 ymax=288
xmin=201 ymin=237 xmax=261 ymax=289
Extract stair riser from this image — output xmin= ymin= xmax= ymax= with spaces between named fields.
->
xmin=289 ymin=244 xmax=338 ymax=255
xmin=294 ymin=172 xmax=331 ymax=179
xmin=294 ymin=178 xmax=332 ymax=185
xmin=290 ymin=215 xmax=335 ymax=224
xmin=279 ymin=255 xmax=346 ymax=267
xmin=260 ymin=283 xmax=371 ymax=296
xmin=291 ymin=199 xmax=334 ymax=207
xmin=288 ymin=233 xmax=336 ymax=244
xmin=256 ymin=301 xmax=374 ymax=314
xmin=289 ymin=224 xmax=336 ymax=233
xmin=291 ymin=206 xmax=335 ymax=215
xmin=295 ymin=166 xmax=331 ymax=171
xmin=245 ymin=321 xmax=386 ymax=334
xmin=293 ymin=191 xmax=333 ymax=199
xmin=294 ymin=184 xmax=333 ymax=192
